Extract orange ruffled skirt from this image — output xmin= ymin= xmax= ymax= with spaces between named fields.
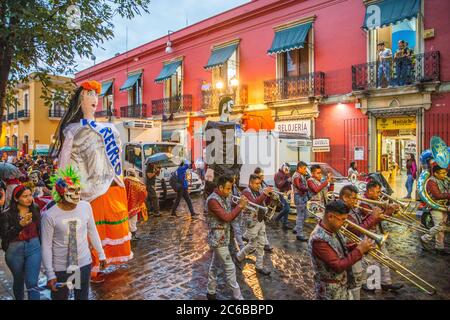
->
xmin=90 ymin=186 xmax=133 ymax=274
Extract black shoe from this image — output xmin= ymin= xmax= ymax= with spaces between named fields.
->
xmin=171 ymin=212 xmax=178 ymax=217
xmin=131 ymin=232 xmax=140 ymax=241
xmin=362 ymin=284 xmax=376 ymax=292
xmin=206 ymin=293 xmax=217 ymax=300
xmin=264 ymin=245 xmax=273 ymax=252
xmin=419 ymin=237 xmax=433 ymax=251
xmin=381 ymin=283 xmax=404 ymax=292
xmin=255 ymin=267 xmax=271 ymax=276
xmin=242 ymin=236 xmax=249 ymax=243
xmin=292 ymin=230 xmax=297 ymax=235
xmin=296 ymin=235 xmax=308 ymax=242
xmin=191 ymin=213 xmax=197 ymax=218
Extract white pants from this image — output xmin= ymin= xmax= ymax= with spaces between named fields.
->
xmin=237 ymin=221 xmax=266 ymax=269
xmin=207 ymin=246 xmax=242 ymax=299
xmin=128 ymin=215 xmax=138 ymax=233
xmin=421 ymin=210 xmax=448 ymax=249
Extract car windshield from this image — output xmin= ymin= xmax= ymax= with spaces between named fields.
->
xmin=317 ymin=163 xmax=344 ymax=178
xmin=143 ymin=144 xmax=184 ymax=168
xmin=287 ymin=163 xmax=344 ymax=178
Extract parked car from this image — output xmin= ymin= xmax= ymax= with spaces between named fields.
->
xmin=286 ymin=162 xmax=350 ymax=195
xmin=122 ymin=142 xmax=203 ymax=201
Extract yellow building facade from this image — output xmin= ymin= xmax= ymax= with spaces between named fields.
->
xmin=0 ymin=74 xmax=74 ymax=155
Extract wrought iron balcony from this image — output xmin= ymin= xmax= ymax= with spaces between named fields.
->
xmin=7 ymin=112 xmax=18 ymax=121
xmin=17 ymin=109 xmax=30 ymax=119
xmin=264 ymin=72 xmax=325 ymax=103
xmin=49 ymin=109 xmax=65 ymax=118
xmin=151 ymin=95 xmax=192 ymax=116
xmin=201 ymin=85 xmax=248 ymax=111
xmin=95 ymin=109 xmax=116 ymax=118
xmin=120 ymin=103 xmax=149 ymax=118
xmin=351 ymin=51 xmax=440 ymax=91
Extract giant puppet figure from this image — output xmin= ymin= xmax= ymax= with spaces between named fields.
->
xmin=50 ymin=81 xmax=132 ymax=281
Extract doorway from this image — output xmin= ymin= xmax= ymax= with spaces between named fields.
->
xmin=376 ymin=116 xmax=417 ymax=197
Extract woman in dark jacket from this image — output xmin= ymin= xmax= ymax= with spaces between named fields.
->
xmin=405 ymin=153 xmax=417 ymax=199
xmin=0 ymin=185 xmax=41 ymax=300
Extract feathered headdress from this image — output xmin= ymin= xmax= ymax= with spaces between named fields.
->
xmin=49 ymin=166 xmax=81 ymax=202
xmin=80 ymin=80 xmax=101 ymax=95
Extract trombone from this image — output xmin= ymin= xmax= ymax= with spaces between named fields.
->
xmin=355 ymin=204 xmax=430 ymax=234
xmin=307 ymin=202 xmax=388 ymax=247
xmin=306 ymin=201 xmax=437 ymax=295
xmin=351 ymin=180 xmax=418 ymax=220
xmin=357 ymin=196 xmax=421 ymax=227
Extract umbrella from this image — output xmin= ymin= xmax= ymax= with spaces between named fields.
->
xmin=0 ymin=162 xmax=23 ymax=180
xmin=145 ymin=152 xmax=174 ymax=165
xmin=0 ymin=146 xmax=18 ymax=152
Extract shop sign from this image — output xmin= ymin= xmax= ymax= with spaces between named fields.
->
xmin=354 ymin=146 xmax=364 ymax=160
xmin=312 ymin=138 xmax=330 ymax=152
xmin=376 ymin=117 xmax=416 ymax=130
xmin=275 ymin=120 xmax=311 ymax=137
xmin=35 ymin=144 xmax=49 ymax=150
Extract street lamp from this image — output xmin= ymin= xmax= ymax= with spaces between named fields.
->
xmin=215 ymin=80 xmax=224 ymax=90
xmin=165 ymin=30 xmax=174 ymax=54
xmin=230 ymin=76 xmax=239 ymax=88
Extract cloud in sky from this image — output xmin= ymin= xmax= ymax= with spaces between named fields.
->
xmin=75 ymin=0 xmax=249 ymax=73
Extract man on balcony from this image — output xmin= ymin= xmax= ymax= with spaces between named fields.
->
xmin=377 ymin=41 xmax=392 ymax=88
xmin=394 ymin=40 xmax=413 ymax=86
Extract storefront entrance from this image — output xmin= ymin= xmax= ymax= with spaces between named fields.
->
xmin=376 ymin=116 xmax=417 ymax=197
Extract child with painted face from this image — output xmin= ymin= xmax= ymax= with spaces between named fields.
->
xmin=41 ymin=166 xmax=106 ymax=300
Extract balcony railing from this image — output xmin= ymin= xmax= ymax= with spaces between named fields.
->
xmin=49 ymin=109 xmax=65 ymax=118
xmin=151 ymin=94 xmax=193 ymax=116
xmin=201 ymin=85 xmax=248 ymax=111
xmin=264 ymin=72 xmax=325 ymax=103
xmin=7 ymin=112 xmax=18 ymax=121
xmin=17 ymin=109 xmax=30 ymax=119
xmin=120 ymin=103 xmax=149 ymax=118
xmin=351 ymin=51 xmax=440 ymax=91
xmin=95 ymin=109 xmax=116 ymax=118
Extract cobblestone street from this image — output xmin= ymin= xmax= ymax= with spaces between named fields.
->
xmin=1 ymin=194 xmax=449 ymax=300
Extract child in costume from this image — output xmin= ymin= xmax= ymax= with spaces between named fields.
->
xmin=50 ymin=81 xmax=132 ymax=282
xmin=41 ymin=166 xmax=106 ymax=299
xmin=124 ymin=168 xmax=148 ymax=241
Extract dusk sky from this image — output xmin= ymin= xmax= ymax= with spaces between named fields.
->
xmin=75 ymin=0 xmax=249 ymax=73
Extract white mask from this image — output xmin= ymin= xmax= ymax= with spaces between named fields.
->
xmin=64 ymin=186 xmax=81 ymax=204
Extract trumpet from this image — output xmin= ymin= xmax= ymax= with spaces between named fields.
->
xmin=307 ymin=202 xmax=388 ymax=247
xmin=354 ymin=204 xmax=430 ymax=234
xmin=231 ymin=195 xmax=269 ymax=216
xmin=307 ymin=201 xmax=437 ymax=295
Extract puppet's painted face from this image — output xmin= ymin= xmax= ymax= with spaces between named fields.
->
xmin=64 ymin=185 xmax=81 ymax=204
xmin=80 ymin=89 xmax=98 ymax=119
xmin=29 ymin=172 xmax=40 ymax=184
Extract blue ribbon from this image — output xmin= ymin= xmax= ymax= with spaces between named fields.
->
xmin=80 ymin=119 xmax=122 ymax=177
